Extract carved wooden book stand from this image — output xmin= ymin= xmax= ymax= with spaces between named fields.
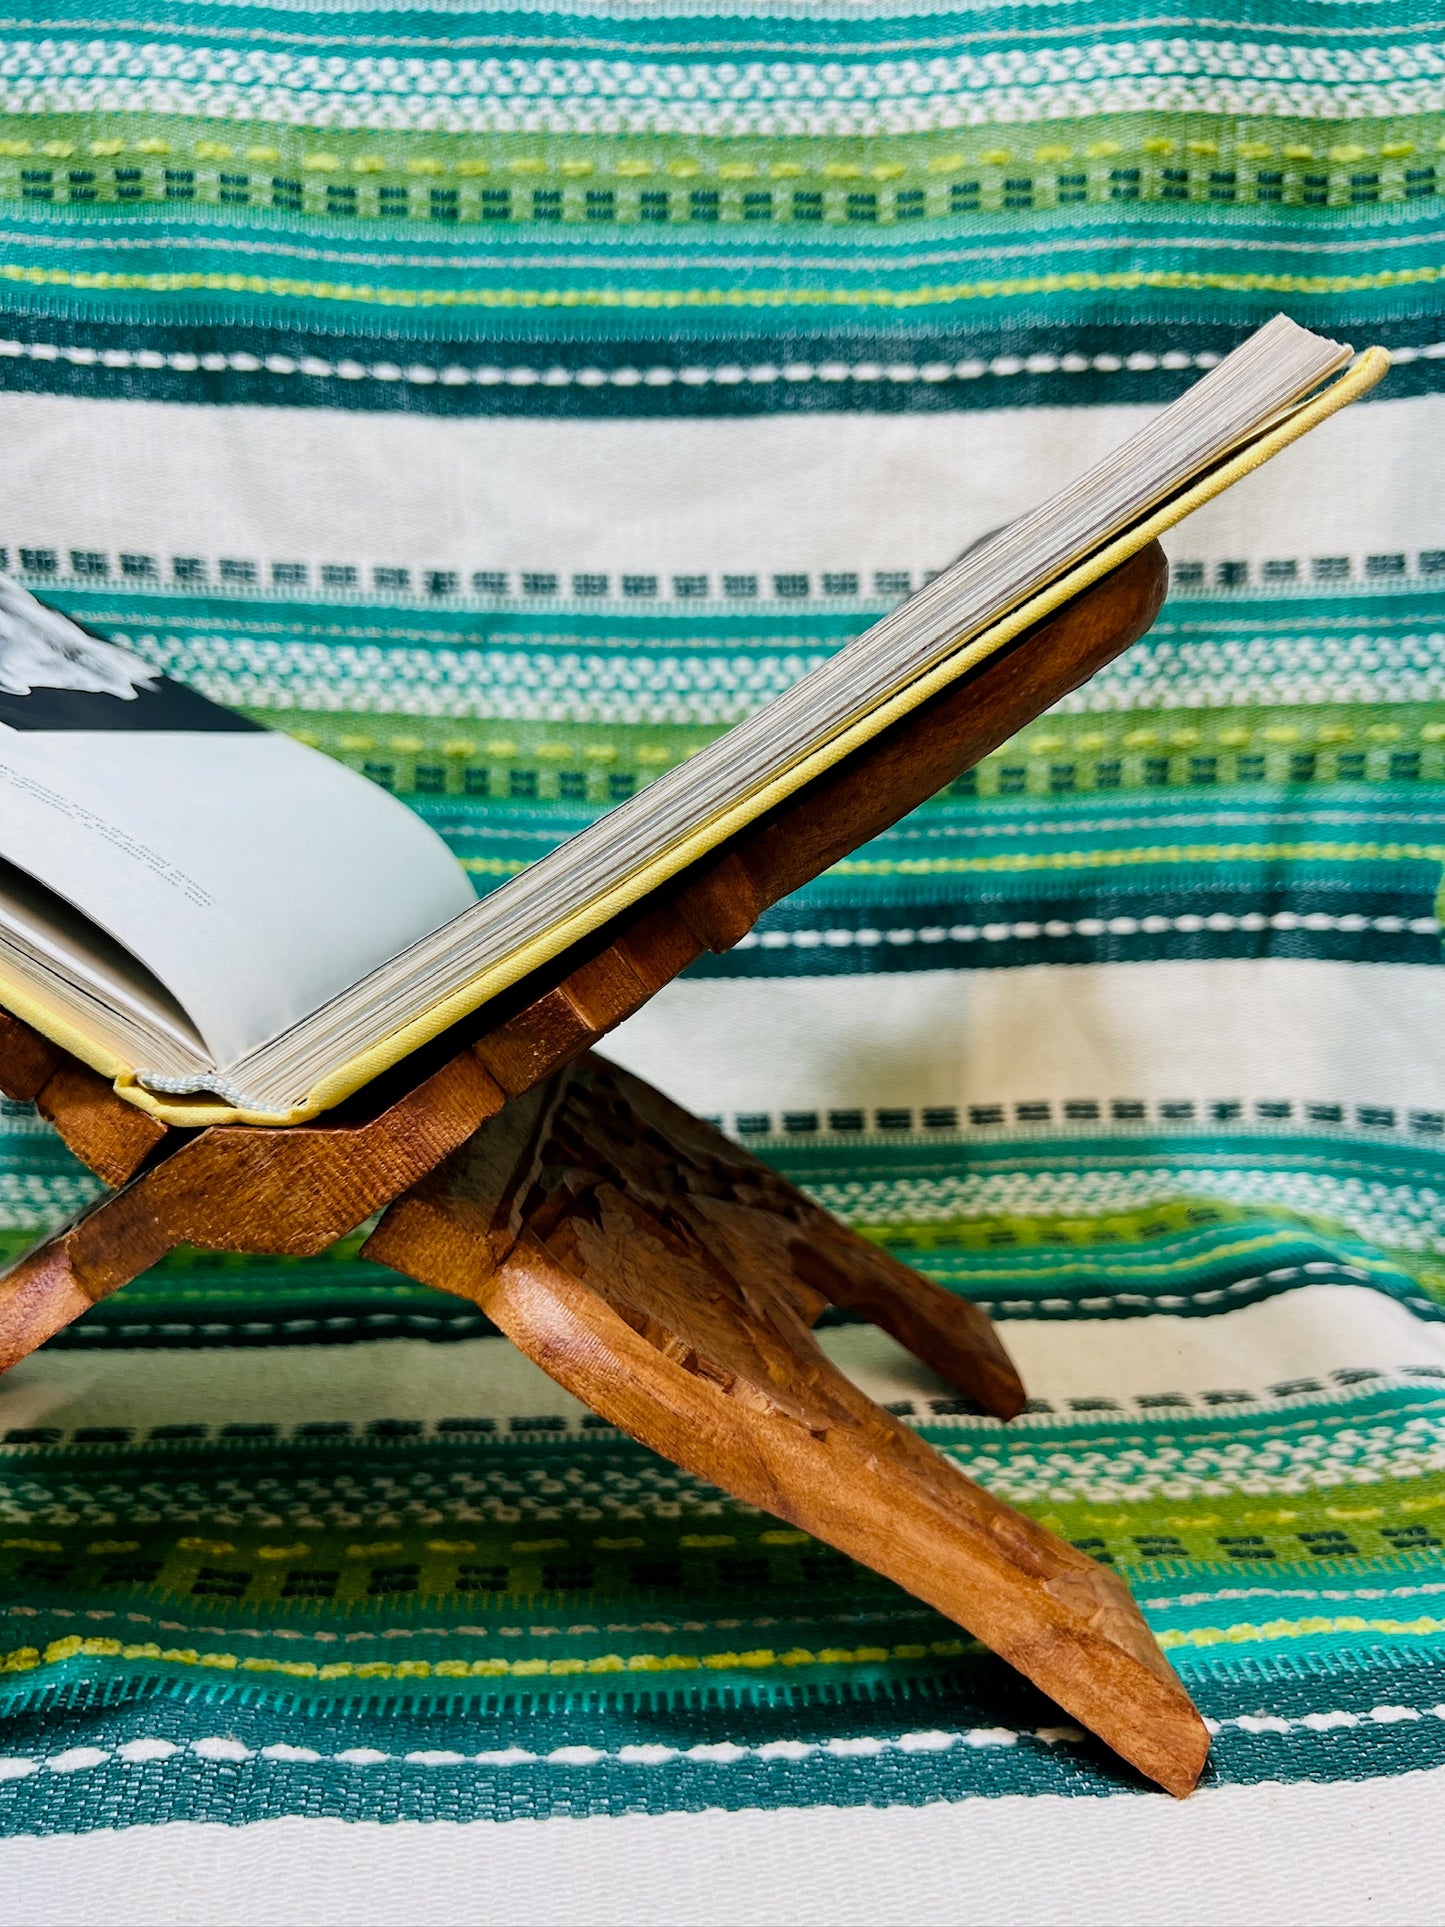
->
xmin=0 ymin=544 xmax=1211 ymax=1796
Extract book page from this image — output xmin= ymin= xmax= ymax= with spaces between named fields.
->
xmin=0 ymin=728 xmax=476 ymax=1068
xmin=0 ymin=575 xmax=476 ymax=1069
xmin=0 ymin=854 xmax=208 ymax=1061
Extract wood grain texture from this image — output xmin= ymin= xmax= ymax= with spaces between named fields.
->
xmin=0 ymin=1009 xmax=60 ymax=1103
xmin=32 ymin=1058 xmax=170 ymax=1187
xmin=0 ymin=1045 xmax=508 ymax=1369
xmin=365 ymin=1055 xmax=1208 ymax=1798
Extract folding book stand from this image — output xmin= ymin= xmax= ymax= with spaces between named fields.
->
xmin=0 ymin=544 xmax=1210 ymax=1796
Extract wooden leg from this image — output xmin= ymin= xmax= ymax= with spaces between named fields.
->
xmin=0 ymin=1013 xmax=169 ymax=1187
xmin=365 ymin=1053 xmax=1210 ymax=1797
xmin=0 ymin=1046 xmax=509 ymax=1373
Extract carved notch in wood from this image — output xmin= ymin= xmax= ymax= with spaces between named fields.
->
xmin=366 ymin=1053 xmax=1211 ymax=1798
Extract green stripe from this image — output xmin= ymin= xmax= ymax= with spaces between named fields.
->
xmin=4 ymin=111 xmax=1441 ymax=226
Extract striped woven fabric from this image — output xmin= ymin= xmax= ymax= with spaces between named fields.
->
xmin=3 ymin=1 xmax=1445 ymax=1915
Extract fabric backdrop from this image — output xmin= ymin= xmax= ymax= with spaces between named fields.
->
xmin=2 ymin=2 xmax=1445 ymax=1918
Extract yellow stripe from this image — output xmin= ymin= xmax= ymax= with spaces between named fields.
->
xmin=1160 ymin=1614 xmax=1445 ymax=1650
xmin=0 ymin=262 xmax=1438 ymax=310
xmin=15 ymin=1616 xmax=1445 ymax=1674
xmin=909 ymin=1232 xmax=1396 ymax=1286
xmin=836 ymin=840 xmax=1445 ymax=878
xmin=2 ymin=1633 xmax=970 ymax=1680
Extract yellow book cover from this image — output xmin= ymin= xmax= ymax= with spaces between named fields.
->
xmin=0 ymin=335 xmax=1391 ymax=1130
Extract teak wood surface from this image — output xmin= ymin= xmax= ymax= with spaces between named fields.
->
xmin=0 ymin=542 xmax=1211 ymax=1793
xmin=367 ymin=1054 xmax=1208 ymax=1797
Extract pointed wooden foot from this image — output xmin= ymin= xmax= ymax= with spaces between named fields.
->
xmin=365 ymin=1053 xmax=1210 ymax=1797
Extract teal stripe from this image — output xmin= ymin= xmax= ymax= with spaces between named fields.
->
xmin=5 ymin=205 xmax=1445 ymax=335
xmin=28 ymin=581 xmax=1445 ymax=733
xmin=0 ymin=1 xmax=1433 ymax=50
xmin=1 ymin=2 xmax=1434 ymax=49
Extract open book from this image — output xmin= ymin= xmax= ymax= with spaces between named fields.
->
xmin=0 ymin=317 xmax=1388 ymax=1127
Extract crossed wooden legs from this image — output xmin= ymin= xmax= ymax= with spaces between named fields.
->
xmin=366 ymin=1054 xmax=1210 ymax=1796
xmin=0 ymin=545 xmax=1206 ymax=1788
xmin=0 ymin=1041 xmax=1209 ymax=1792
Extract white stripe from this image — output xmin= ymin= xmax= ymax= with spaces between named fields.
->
xmin=2 ymin=1696 xmax=1442 ymax=1785
xmin=605 ymin=958 xmax=1445 ymax=1124
xmin=0 ymin=1720 xmax=1036 ymax=1783
xmin=834 ymin=1284 xmax=1445 ymax=1410
xmin=0 ymin=338 xmax=1234 ymax=389
xmin=3 ymin=390 xmax=1441 ymax=588
xmin=0 ymin=1319 xmax=592 ymax=1437
xmin=734 ymin=912 xmax=1441 ymax=950
xmin=6 ymin=337 xmax=1440 ymax=393
xmin=5 ymin=1768 xmax=1445 ymax=1927
xmin=3 ymin=1284 xmax=1442 ymax=1440
xmin=3 ymin=38 xmax=1443 ymax=136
